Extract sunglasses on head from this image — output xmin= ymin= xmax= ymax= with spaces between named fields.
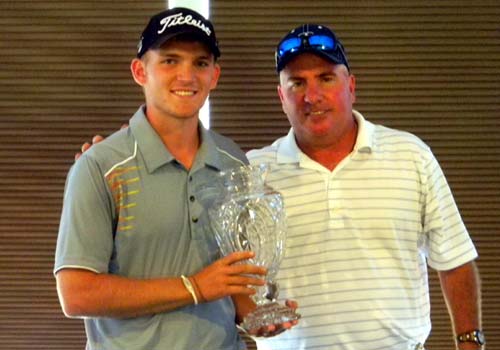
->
xmin=276 ymin=32 xmax=349 ymax=71
xmin=278 ymin=34 xmax=335 ymax=57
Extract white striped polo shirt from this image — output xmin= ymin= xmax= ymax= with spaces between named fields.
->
xmin=248 ymin=110 xmax=477 ymax=350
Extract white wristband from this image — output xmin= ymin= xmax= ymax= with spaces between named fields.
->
xmin=181 ymin=275 xmax=198 ymax=305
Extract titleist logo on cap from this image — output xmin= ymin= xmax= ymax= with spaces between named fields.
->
xmin=159 ymin=13 xmax=212 ymax=36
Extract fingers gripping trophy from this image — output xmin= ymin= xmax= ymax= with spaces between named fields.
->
xmin=208 ymin=164 xmax=300 ymax=331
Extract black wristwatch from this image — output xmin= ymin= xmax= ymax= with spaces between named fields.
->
xmin=456 ymin=329 xmax=485 ymax=346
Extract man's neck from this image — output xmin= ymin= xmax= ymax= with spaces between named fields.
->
xmin=299 ymin=120 xmax=358 ymax=172
xmin=146 ymin=109 xmax=200 ymax=170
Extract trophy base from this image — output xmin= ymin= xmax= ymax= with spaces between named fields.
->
xmin=240 ymin=301 xmax=301 ymax=332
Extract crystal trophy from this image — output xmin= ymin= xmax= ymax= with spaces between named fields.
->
xmin=207 ymin=164 xmax=300 ymax=331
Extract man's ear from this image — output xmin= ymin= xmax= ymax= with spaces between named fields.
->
xmin=130 ymin=58 xmax=147 ymax=86
xmin=277 ymin=84 xmax=288 ymax=116
xmin=277 ymin=84 xmax=284 ymax=104
xmin=209 ymin=63 xmax=221 ymax=91
xmin=349 ymin=73 xmax=356 ymax=104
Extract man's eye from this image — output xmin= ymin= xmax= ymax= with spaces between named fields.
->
xmin=321 ymin=75 xmax=335 ymax=83
xmin=197 ymin=61 xmax=210 ymax=67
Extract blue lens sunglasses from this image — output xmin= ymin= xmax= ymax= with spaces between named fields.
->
xmin=277 ymin=34 xmax=349 ymax=71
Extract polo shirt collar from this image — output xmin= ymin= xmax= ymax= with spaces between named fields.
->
xmin=129 ymin=106 xmax=171 ymax=173
xmin=276 ymin=109 xmax=375 ymax=164
xmin=352 ymin=109 xmax=375 ymax=154
xmin=129 ymin=106 xmax=223 ymax=173
xmin=194 ymin=127 xmax=226 ymax=172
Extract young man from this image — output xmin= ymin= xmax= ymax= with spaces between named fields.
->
xmin=247 ymin=24 xmax=483 ymax=350
xmin=54 ymin=8 xmax=294 ymax=350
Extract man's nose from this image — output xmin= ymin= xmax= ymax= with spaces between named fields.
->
xmin=176 ymin=63 xmax=195 ymax=81
xmin=303 ymin=82 xmax=321 ymax=104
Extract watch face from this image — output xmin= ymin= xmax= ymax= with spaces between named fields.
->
xmin=476 ymin=330 xmax=486 ymax=345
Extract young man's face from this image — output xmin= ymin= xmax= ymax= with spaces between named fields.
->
xmin=278 ymin=53 xmax=356 ymax=149
xmin=132 ymin=39 xmax=220 ymax=123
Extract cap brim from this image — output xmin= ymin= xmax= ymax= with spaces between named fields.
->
xmin=151 ymin=30 xmax=220 ymax=58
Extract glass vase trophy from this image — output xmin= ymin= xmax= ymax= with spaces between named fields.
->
xmin=207 ymin=164 xmax=300 ymax=331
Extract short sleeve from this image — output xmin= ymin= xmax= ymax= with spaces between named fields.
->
xmin=421 ymin=151 xmax=477 ymax=271
xmin=54 ymin=155 xmax=115 ymax=275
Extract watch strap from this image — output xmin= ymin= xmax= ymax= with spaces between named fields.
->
xmin=456 ymin=329 xmax=485 ymax=345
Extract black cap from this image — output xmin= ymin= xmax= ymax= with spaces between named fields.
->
xmin=137 ymin=7 xmax=220 ymax=59
xmin=275 ymin=24 xmax=349 ymax=72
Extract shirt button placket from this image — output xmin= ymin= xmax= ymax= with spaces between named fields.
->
xmin=187 ymin=176 xmax=201 ymax=227
xmin=189 ymin=193 xmax=198 ymax=223
xmin=328 ymin=174 xmax=344 ymax=229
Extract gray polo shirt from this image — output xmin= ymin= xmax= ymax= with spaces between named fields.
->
xmin=55 ymin=106 xmax=248 ymax=350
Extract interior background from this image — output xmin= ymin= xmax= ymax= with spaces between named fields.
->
xmin=1 ymin=1 xmax=498 ymax=349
